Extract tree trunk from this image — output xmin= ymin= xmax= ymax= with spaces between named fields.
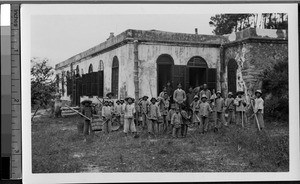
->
xmin=31 ymin=105 xmax=40 ymax=121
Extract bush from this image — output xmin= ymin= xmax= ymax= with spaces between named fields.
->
xmin=262 ymin=60 xmax=288 ymax=121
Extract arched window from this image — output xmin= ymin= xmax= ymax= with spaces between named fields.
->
xmin=156 ymin=54 xmax=174 ymax=94
xmin=111 ymin=56 xmax=119 ymax=98
xmin=187 ymin=56 xmax=208 ymax=68
xmin=227 ymin=59 xmax=238 ymax=96
xmin=88 ymin=64 xmax=93 ymax=73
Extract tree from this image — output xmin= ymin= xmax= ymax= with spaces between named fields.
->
xmin=262 ymin=60 xmax=288 ymax=121
xmin=209 ymin=13 xmax=288 ymax=35
xmin=31 ymin=58 xmax=57 ymax=109
xmin=209 ymin=14 xmax=253 ymax=35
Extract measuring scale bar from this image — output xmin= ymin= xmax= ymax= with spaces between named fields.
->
xmin=10 ymin=4 xmax=22 ymax=179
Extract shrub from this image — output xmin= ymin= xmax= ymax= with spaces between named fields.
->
xmin=262 ymin=60 xmax=288 ymax=121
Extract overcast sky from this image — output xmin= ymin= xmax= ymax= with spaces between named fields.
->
xmin=25 ymin=4 xmax=216 ymax=66
xmin=23 ymin=4 xmax=293 ymax=67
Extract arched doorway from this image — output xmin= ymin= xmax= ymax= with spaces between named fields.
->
xmin=227 ymin=59 xmax=238 ymax=95
xmin=187 ymin=56 xmax=208 ymax=89
xmin=111 ymin=56 xmax=119 ymax=98
xmin=157 ymin=54 xmax=174 ymax=94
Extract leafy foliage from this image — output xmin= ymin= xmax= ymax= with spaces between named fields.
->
xmin=262 ymin=60 xmax=288 ymax=121
xmin=209 ymin=14 xmax=253 ymax=35
xmin=209 ymin=13 xmax=288 ymax=35
xmin=31 ymin=58 xmax=57 ymax=109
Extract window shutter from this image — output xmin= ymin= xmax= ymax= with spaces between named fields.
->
xmin=98 ymin=71 xmax=104 ymax=97
xmin=91 ymin=72 xmax=98 ymax=96
xmin=67 ymin=77 xmax=72 ymax=96
xmin=86 ymin=73 xmax=92 ymax=96
xmin=207 ymin=68 xmax=217 ymax=91
xmin=82 ymin=74 xmax=87 ymax=96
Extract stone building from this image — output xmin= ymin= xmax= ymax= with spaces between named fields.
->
xmin=55 ymin=28 xmax=288 ymax=106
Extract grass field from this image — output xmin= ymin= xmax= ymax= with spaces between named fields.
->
xmin=32 ymin=114 xmax=289 ymax=173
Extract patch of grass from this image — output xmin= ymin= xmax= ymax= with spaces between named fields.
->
xmin=32 ymin=116 xmax=289 ymax=173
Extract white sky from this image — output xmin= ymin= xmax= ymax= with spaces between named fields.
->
xmin=22 ymin=4 xmax=219 ymax=66
xmin=30 ymin=13 xmax=214 ymax=66
xmin=21 ymin=3 xmax=293 ymax=67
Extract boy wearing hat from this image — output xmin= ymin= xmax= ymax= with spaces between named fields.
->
xmin=114 ymin=100 xmax=123 ymax=124
xmin=81 ymin=100 xmax=96 ymax=141
xmin=171 ymin=106 xmax=182 ymax=138
xmin=253 ymin=90 xmax=265 ymax=130
xmin=234 ymin=91 xmax=248 ymax=127
xmin=180 ymin=105 xmax=191 ymax=138
xmin=147 ymin=97 xmax=161 ymax=136
xmin=225 ymin=92 xmax=235 ymax=124
xmin=190 ymin=95 xmax=201 ymax=126
xmin=102 ymin=100 xmax=113 ymax=134
xmin=214 ymin=91 xmax=226 ymax=130
xmin=199 ymin=94 xmax=212 ymax=133
xmin=167 ymin=104 xmax=176 ymax=134
xmin=158 ymin=93 xmax=170 ymax=134
xmin=123 ymin=97 xmax=138 ymax=137
xmin=186 ymin=86 xmax=195 ymax=109
xmin=138 ymin=96 xmax=150 ymax=130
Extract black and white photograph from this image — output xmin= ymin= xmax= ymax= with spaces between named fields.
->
xmin=21 ymin=3 xmax=299 ymax=183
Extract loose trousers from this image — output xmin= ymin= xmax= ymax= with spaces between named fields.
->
xmin=124 ymin=118 xmax=137 ymax=133
xmin=226 ymin=110 xmax=235 ymax=124
xmin=148 ymin=119 xmax=158 ymax=134
xmin=172 ymin=127 xmax=181 ymax=138
xmin=83 ymin=120 xmax=93 ymax=136
xmin=236 ymin=111 xmax=247 ymax=126
xmin=181 ymin=124 xmax=188 ymax=137
xmin=215 ymin=112 xmax=226 ymax=128
xmin=103 ymin=118 xmax=112 ymax=134
xmin=199 ymin=116 xmax=209 ymax=133
xmin=256 ymin=111 xmax=265 ymax=129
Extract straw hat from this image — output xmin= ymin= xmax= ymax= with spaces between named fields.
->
xmin=106 ymin=92 xmax=114 ymax=97
xmin=193 ymin=95 xmax=199 ymax=99
xmin=216 ymin=91 xmax=221 ymax=95
xmin=81 ymin=99 xmax=92 ymax=105
xmin=228 ymin=92 xmax=233 ymax=96
xmin=142 ymin=95 xmax=149 ymax=99
xmin=237 ymin=90 xmax=244 ymax=95
xmin=125 ymin=96 xmax=135 ymax=102
xmin=201 ymin=94 xmax=207 ymax=99
xmin=150 ymin=97 xmax=157 ymax=102
xmin=255 ymin=90 xmax=262 ymax=95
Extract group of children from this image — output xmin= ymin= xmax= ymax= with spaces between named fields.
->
xmin=79 ymin=84 xmax=265 ymax=141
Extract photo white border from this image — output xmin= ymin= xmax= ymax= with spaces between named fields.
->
xmin=22 ymin=3 xmax=299 ymax=183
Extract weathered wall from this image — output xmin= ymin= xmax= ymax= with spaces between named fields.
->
xmin=138 ymin=43 xmax=220 ymax=97
xmin=222 ymin=41 xmax=288 ymax=96
xmin=56 ymin=43 xmax=134 ymax=103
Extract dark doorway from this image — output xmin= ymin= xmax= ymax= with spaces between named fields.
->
xmin=227 ymin=59 xmax=238 ymax=96
xmin=189 ymin=67 xmax=206 ymax=88
xmin=186 ymin=56 xmax=208 ymax=89
xmin=157 ymin=54 xmax=174 ymax=94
